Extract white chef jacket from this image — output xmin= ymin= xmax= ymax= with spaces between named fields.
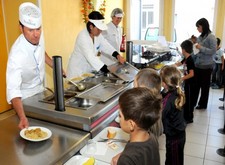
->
xmin=67 ymin=28 xmax=117 ymax=79
xmin=6 ymin=33 xmax=45 ymax=103
xmin=101 ymin=22 xmax=123 ymax=65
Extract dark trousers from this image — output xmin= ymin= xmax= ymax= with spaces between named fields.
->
xmin=212 ymin=63 xmax=223 ymax=86
xmin=183 ymin=83 xmax=195 ymax=121
xmin=193 ymin=68 xmax=212 ymax=108
xmin=165 ymin=132 xmax=186 ymax=165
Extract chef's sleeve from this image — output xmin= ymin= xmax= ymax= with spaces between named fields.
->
xmin=77 ymin=33 xmax=104 ymax=71
xmin=6 ymin=54 xmax=23 ymax=103
xmin=99 ymin=34 xmax=119 ymax=59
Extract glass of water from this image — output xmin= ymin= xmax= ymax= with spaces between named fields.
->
xmin=85 ymin=139 xmax=97 ymax=156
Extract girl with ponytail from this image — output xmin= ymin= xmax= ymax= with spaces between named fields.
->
xmin=160 ymin=65 xmax=186 ymax=165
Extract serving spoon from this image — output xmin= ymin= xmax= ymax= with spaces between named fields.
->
xmin=65 ymin=78 xmax=86 ymax=91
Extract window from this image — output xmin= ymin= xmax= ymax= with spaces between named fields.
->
xmin=129 ymin=0 xmax=215 ymax=43
xmin=174 ymin=0 xmax=215 ymax=44
xmin=141 ymin=0 xmax=160 ymax=39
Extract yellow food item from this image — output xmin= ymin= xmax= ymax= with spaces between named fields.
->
xmin=107 ymin=128 xmax=117 ymax=139
xmin=24 ymin=128 xmax=47 ymax=139
xmin=154 ymin=63 xmax=165 ymax=70
xmin=71 ymin=77 xmax=83 ymax=82
xmin=82 ymin=73 xmax=94 ymax=78
xmin=83 ymin=157 xmax=95 ymax=165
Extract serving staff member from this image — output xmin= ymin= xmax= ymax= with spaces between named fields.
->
xmin=101 ymin=8 xmax=124 ymax=65
xmin=6 ymin=2 xmax=54 ymax=129
xmin=67 ymin=11 xmax=125 ymax=79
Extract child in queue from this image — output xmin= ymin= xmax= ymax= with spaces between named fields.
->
xmin=111 ymin=87 xmax=161 ymax=165
xmin=211 ymin=37 xmax=224 ymax=89
xmin=175 ymin=40 xmax=196 ymax=124
xmin=160 ymin=65 xmax=186 ymax=165
xmin=134 ymin=68 xmax=163 ymax=137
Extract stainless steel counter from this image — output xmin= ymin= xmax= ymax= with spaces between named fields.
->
xmin=0 ymin=114 xmax=90 ymax=165
xmin=23 ymin=83 xmax=132 ymax=135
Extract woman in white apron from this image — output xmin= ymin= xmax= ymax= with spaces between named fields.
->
xmin=67 ymin=11 xmax=125 ymax=79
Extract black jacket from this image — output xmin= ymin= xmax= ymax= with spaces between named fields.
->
xmin=162 ymin=90 xmax=186 ymax=137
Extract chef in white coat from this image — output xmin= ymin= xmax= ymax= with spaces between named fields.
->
xmin=67 ymin=11 xmax=125 ymax=79
xmin=101 ymin=8 xmax=124 ymax=65
xmin=6 ymin=2 xmax=54 ymax=129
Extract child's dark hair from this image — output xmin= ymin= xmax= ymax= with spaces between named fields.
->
xmin=217 ymin=37 xmax=221 ymax=46
xmin=119 ymin=87 xmax=162 ymax=131
xmin=160 ymin=65 xmax=185 ymax=110
xmin=135 ymin=68 xmax=161 ymax=93
xmin=181 ymin=40 xmax=193 ymax=54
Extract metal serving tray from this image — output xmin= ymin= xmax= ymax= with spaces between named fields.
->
xmin=107 ymin=62 xmax=139 ymax=82
xmin=76 ymin=83 xmax=125 ymax=102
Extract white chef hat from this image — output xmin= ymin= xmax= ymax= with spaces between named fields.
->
xmin=111 ymin=8 xmax=124 ymax=18
xmin=89 ymin=19 xmax=107 ymax=31
xmin=19 ymin=2 xmax=41 ymax=29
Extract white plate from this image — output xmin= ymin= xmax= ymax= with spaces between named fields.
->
xmin=20 ymin=126 xmax=52 ymax=142
xmin=101 ymin=126 xmax=128 ymax=140
xmin=64 ymin=155 xmax=109 ymax=165
xmin=115 ymin=116 xmax=120 ymax=123
xmin=64 ymin=155 xmax=89 ymax=165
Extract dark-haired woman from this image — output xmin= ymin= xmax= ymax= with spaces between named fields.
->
xmin=67 ymin=11 xmax=125 ymax=78
xmin=193 ymin=18 xmax=217 ymax=110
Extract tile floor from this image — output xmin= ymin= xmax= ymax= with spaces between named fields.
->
xmin=158 ymin=88 xmax=225 ymax=165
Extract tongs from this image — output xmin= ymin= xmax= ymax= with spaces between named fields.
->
xmin=97 ymin=138 xmax=127 ymax=143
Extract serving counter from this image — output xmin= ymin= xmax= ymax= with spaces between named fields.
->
xmin=23 ymin=70 xmax=134 ymax=138
xmin=23 ymin=82 xmax=131 ymax=138
xmin=3 ymin=68 xmax=135 ymax=165
xmin=0 ymin=114 xmax=90 ymax=165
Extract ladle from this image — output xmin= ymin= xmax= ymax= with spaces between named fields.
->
xmin=65 ymin=78 xmax=86 ymax=91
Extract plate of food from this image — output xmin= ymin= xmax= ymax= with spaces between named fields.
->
xmin=64 ymin=155 xmax=109 ymax=165
xmin=64 ymin=155 xmax=95 ymax=165
xmin=20 ymin=126 xmax=52 ymax=142
xmin=80 ymin=127 xmax=129 ymax=164
xmin=100 ymin=127 xmax=129 ymax=140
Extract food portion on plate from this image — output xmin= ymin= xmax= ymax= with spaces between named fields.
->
xmin=20 ymin=126 xmax=52 ymax=142
xmin=64 ymin=155 xmax=98 ymax=165
xmin=82 ymin=157 xmax=95 ymax=165
xmin=24 ymin=128 xmax=47 ymax=139
xmin=101 ymin=127 xmax=129 ymax=140
xmin=107 ymin=127 xmax=117 ymax=139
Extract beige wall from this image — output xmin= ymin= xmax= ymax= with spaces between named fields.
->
xmin=41 ymin=0 xmax=124 ymax=88
xmin=163 ymin=0 xmax=174 ymax=42
xmin=2 ymin=0 xmax=37 ymax=51
xmin=0 ymin=0 xmax=36 ymax=112
xmin=215 ymin=0 xmax=225 ymax=40
xmin=0 ymin=0 xmax=11 ymax=112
